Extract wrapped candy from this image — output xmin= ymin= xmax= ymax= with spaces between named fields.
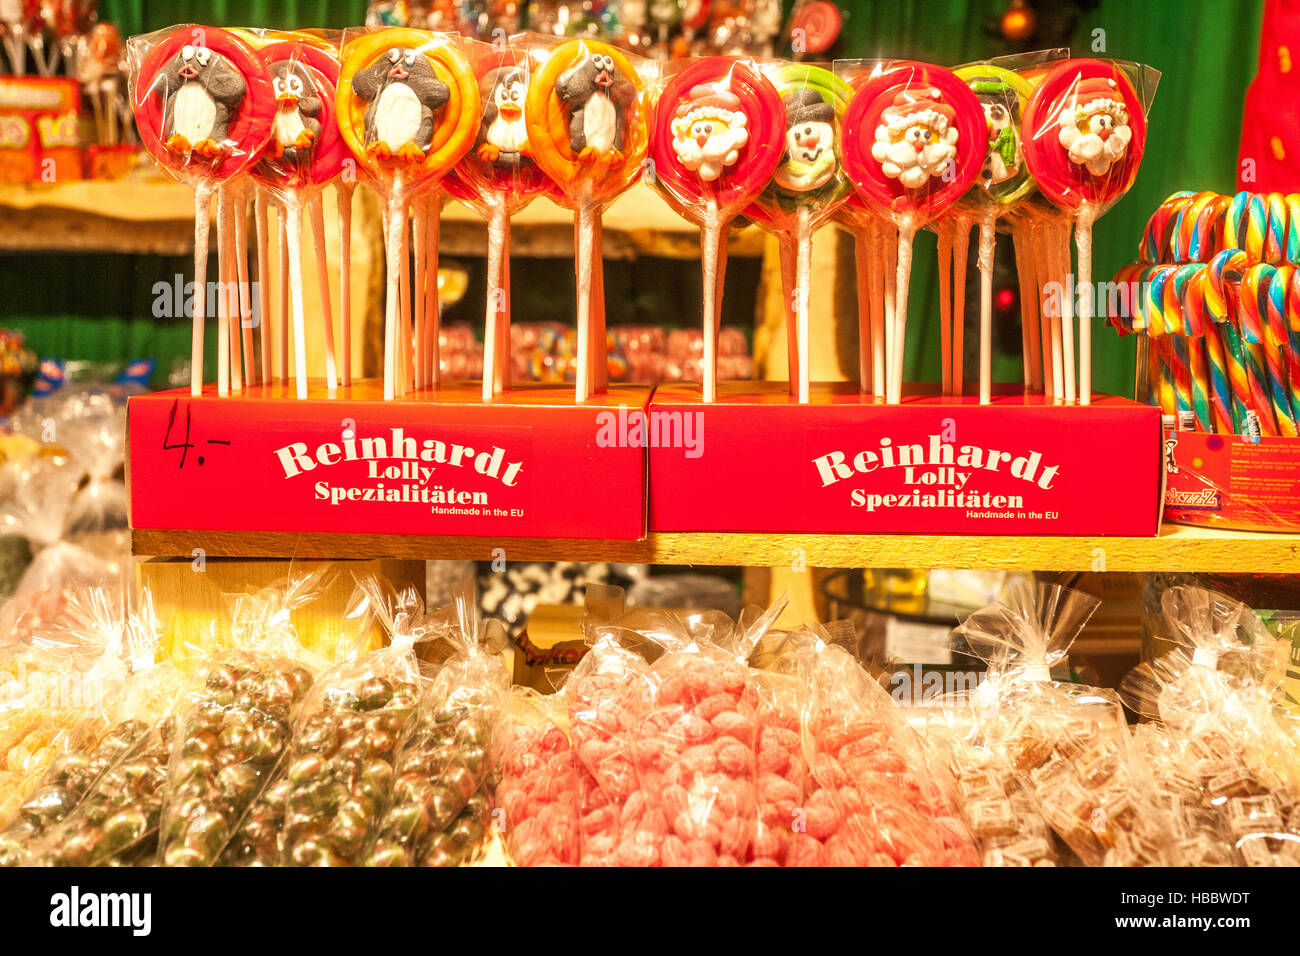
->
xmin=792 ymin=624 xmax=978 ymax=866
xmin=955 ymin=580 xmax=1174 ymax=865
xmin=1120 ymin=587 xmax=1300 ymax=866
xmin=368 ymin=580 xmax=509 ymax=867
xmin=649 ymin=55 xmax=783 ymax=400
xmin=276 ymin=579 xmax=424 ymax=866
xmin=491 ymin=687 xmax=585 ymax=866
xmin=1021 ymin=58 xmax=1158 ymax=404
xmin=156 ymin=573 xmax=331 ymax=866
xmin=128 ymin=25 xmax=275 ymax=397
xmin=837 ymin=60 xmax=985 ymax=404
xmin=523 ymin=35 xmax=650 ymax=401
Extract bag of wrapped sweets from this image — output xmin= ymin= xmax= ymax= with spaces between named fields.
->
xmin=954 ymin=580 xmax=1174 ymax=866
xmin=155 ymin=570 xmax=333 ymax=866
xmin=1120 ymin=587 xmax=1300 ymax=866
xmin=367 ymin=579 xmax=509 ymax=867
xmin=0 ymin=588 xmax=188 ymax=866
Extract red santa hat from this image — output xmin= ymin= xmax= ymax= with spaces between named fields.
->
xmin=885 ymin=88 xmax=956 ymax=129
xmin=1072 ymin=76 xmax=1124 ymax=111
xmin=675 ymin=82 xmax=743 ymax=119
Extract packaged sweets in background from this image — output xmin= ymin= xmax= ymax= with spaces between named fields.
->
xmin=1121 ymin=587 xmax=1300 ymax=866
xmin=157 ymin=576 xmax=329 ymax=866
xmin=491 ymin=686 xmax=585 ymax=866
xmin=368 ymin=581 xmax=509 ymax=867
xmin=954 ymin=580 xmax=1174 ymax=865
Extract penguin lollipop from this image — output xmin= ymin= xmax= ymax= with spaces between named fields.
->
xmin=338 ymin=28 xmax=479 ymax=401
xmin=525 ymin=37 xmax=649 ymax=402
xmin=129 ymin=26 xmax=274 ymax=398
xmin=449 ymin=38 xmax=556 ymax=403
xmin=251 ymin=35 xmax=348 ymax=400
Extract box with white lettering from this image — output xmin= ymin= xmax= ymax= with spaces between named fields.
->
xmin=127 ymin=381 xmax=651 ymax=540
xmin=647 ymin=381 xmax=1162 ymax=536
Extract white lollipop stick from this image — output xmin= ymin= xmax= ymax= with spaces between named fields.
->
xmin=338 ymin=181 xmax=355 ymax=387
xmin=308 ymin=194 xmax=338 ymax=392
xmin=190 ymin=184 xmax=213 ymax=397
xmin=255 ymin=189 xmax=273 ymax=385
xmin=977 ymin=214 xmax=996 ymax=405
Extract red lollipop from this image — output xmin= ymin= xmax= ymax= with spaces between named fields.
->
xmin=840 ymin=62 xmax=984 ymax=404
xmin=251 ymin=40 xmax=348 ymax=397
xmin=1023 ymin=58 xmax=1155 ymax=405
xmin=453 ymin=39 xmax=558 ymax=402
xmin=129 ymin=26 xmax=274 ymax=398
xmin=651 ymin=56 xmax=784 ymax=400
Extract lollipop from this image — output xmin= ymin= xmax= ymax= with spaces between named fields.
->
xmin=338 ymin=27 xmax=480 ymax=400
xmin=451 ymin=36 xmax=557 ymax=402
xmin=525 ymin=37 xmax=649 ymax=402
xmin=129 ymin=26 xmax=274 ymax=397
xmin=839 ymin=61 xmax=985 ymax=404
xmin=747 ymin=63 xmax=851 ymax=403
xmin=651 ymin=56 xmax=784 ymax=401
xmin=954 ymin=63 xmax=1037 ymax=404
xmin=249 ymin=35 xmax=348 ymax=399
xmin=1022 ymin=58 xmax=1156 ymax=405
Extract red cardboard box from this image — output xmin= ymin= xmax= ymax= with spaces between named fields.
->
xmin=1162 ymin=429 xmax=1300 ymax=532
xmin=128 ymin=381 xmax=651 ymax=540
xmin=648 ymin=381 xmax=1162 ymax=536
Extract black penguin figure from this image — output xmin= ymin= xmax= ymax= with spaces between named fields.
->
xmin=158 ymin=43 xmax=247 ymax=158
xmin=555 ymin=52 xmax=634 ymax=166
xmin=476 ymin=66 xmax=531 ymax=167
xmin=269 ymin=60 xmax=323 ymax=165
xmin=352 ymin=47 xmax=450 ymax=164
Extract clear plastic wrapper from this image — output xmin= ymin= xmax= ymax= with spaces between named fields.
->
xmin=1120 ymin=587 xmax=1300 ymax=866
xmin=792 ymin=624 xmax=978 ymax=866
xmin=954 ymin=580 xmax=1174 ymax=865
xmin=491 ymin=686 xmax=585 ymax=866
xmin=368 ymin=581 xmax=509 ymax=867
xmin=275 ymin=577 xmax=424 ymax=866
xmin=156 ymin=573 xmax=331 ymax=866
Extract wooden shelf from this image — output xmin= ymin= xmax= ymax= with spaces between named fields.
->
xmin=132 ymin=524 xmax=1300 ymax=573
xmin=0 ymin=179 xmax=760 ymax=260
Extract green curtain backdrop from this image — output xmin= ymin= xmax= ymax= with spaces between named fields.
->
xmin=1 ymin=0 xmax=1264 ymax=395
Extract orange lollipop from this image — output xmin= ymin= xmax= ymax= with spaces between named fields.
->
xmin=524 ymin=38 xmax=649 ymax=400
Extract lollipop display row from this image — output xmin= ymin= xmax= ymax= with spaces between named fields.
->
xmin=126 ymin=27 xmax=1155 ymax=411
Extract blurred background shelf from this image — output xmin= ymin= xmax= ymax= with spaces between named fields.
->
xmin=131 ymin=524 xmax=1300 ymax=573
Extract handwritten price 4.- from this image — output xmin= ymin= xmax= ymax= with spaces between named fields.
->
xmin=162 ymin=399 xmax=232 ymax=468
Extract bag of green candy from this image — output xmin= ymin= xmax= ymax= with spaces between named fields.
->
xmin=156 ymin=570 xmax=333 ymax=866
xmin=367 ymin=578 xmax=510 ymax=866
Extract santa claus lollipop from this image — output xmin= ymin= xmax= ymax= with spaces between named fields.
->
xmin=840 ymin=62 xmax=984 ymax=404
xmin=338 ymin=28 xmax=480 ymax=400
xmin=450 ymin=37 xmax=557 ymax=402
xmin=525 ymin=37 xmax=649 ymax=402
xmin=1022 ymin=58 xmax=1156 ymax=405
xmin=747 ymin=63 xmax=851 ymax=404
xmin=129 ymin=26 xmax=274 ymax=397
xmin=651 ymin=56 xmax=784 ymax=401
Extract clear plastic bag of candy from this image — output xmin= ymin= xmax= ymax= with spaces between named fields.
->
xmin=156 ymin=571 xmax=333 ymax=866
xmin=789 ymin=622 xmax=978 ymax=867
xmin=367 ymin=579 xmax=509 ymax=867
xmin=955 ymin=580 xmax=1174 ymax=865
xmin=1120 ymin=587 xmax=1300 ymax=866
xmin=276 ymin=577 xmax=425 ymax=866
xmin=492 ymin=686 xmax=585 ymax=866
xmin=0 ymin=585 xmax=186 ymax=866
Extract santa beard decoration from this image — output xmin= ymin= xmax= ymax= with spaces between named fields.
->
xmin=670 ymin=84 xmax=749 ymax=183
xmin=775 ymin=88 xmax=836 ymax=193
xmin=1056 ymin=76 xmax=1132 ymax=177
xmin=870 ymin=91 xmax=959 ymax=191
